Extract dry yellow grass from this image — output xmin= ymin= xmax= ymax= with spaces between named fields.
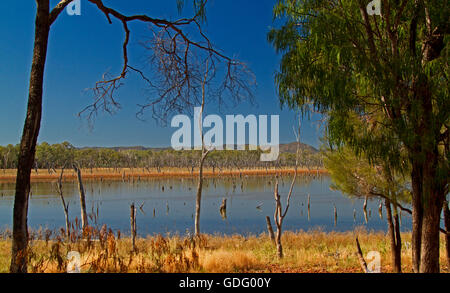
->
xmin=0 ymin=229 xmax=448 ymax=273
xmin=200 ymin=250 xmax=260 ymax=273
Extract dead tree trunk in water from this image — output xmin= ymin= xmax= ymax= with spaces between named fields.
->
xmin=272 ymin=118 xmax=300 ymax=258
xmin=194 ymin=63 xmax=211 ymax=237
xmin=74 ymin=165 xmax=88 ymax=231
xmin=10 ymin=0 xmax=51 ymax=273
xmin=363 ymin=195 xmax=368 ymax=223
xmin=219 ymin=198 xmax=227 ymax=219
xmin=194 ymin=145 xmax=209 ymax=235
xmin=333 ymin=204 xmax=337 ymax=227
xmin=130 ymin=203 xmax=136 ymax=252
xmin=273 ymin=182 xmax=284 ymax=258
xmin=55 ymin=168 xmax=70 ymax=240
xmin=307 ymin=193 xmax=310 ymax=221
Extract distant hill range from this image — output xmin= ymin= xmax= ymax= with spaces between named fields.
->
xmin=81 ymin=142 xmax=319 ymax=154
xmin=278 ymin=142 xmax=318 ymax=154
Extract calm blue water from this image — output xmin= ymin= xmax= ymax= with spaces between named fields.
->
xmin=0 ymin=175 xmax=412 ymax=236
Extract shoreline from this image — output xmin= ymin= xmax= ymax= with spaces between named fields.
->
xmin=0 ymin=168 xmax=328 ymax=182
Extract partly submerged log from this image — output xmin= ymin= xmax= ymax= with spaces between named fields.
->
xmin=220 ymin=198 xmax=227 ymax=219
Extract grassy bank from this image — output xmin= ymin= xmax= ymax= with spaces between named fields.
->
xmin=0 ymin=229 xmax=448 ymax=273
xmin=0 ymin=167 xmax=327 ymax=182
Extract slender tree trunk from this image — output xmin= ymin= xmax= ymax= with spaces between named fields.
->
xmin=275 ymin=228 xmax=283 ymax=258
xmin=74 ymin=165 xmax=88 ymax=231
xmin=195 ymin=155 xmax=206 ymax=236
xmin=63 ymin=206 xmax=70 ymax=239
xmin=443 ymin=200 xmax=450 ymax=268
xmin=10 ymin=0 xmax=50 ymax=273
xmin=272 ymin=118 xmax=300 ymax=260
xmin=411 ymin=162 xmax=423 ymax=273
xmin=273 ymin=182 xmax=283 ymax=259
xmin=393 ymin=207 xmax=402 ymax=272
xmin=56 ymin=169 xmax=70 ymax=240
xmin=385 ymin=199 xmax=401 ymax=273
xmin=194 ymin=64 xmax=210 ymax=236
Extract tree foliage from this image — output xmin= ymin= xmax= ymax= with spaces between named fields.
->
xmin=324 ymin=145 xmax=410 ymax=204
xmin=0 ymin=142 xmax=323 ymax=171
xmin=268 ymin=0 xmax=449 ymax=272
xmin=268 ymin=0 xmax=448 ymax=174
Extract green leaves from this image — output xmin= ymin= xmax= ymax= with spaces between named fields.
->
xmin=323 ymin=144 xmax=410 ymax=204
xmin=269 ymin=0 xmax=449 ymax=179
xmin=176 ymin=0 xmax=207 ymax=22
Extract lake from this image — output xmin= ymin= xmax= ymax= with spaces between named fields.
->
xmin=0 ymin=175 xmax=412 ymax=236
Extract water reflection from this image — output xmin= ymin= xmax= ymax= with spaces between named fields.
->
xmin=0 ymin=175 xmax=411 ymax=236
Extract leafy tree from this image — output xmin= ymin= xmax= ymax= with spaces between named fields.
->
xmin=0 ymin=145 xmax=19 ymax=170
xmin=324 ymin=145 xmax=409 ymax=272
xmin=325 ymin=146 xmax=410 ymax=204
xmin=269 ymin=0 xmax=448 ymax=272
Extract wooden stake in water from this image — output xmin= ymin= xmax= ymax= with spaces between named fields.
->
xmin=363 ymin=196 xmax=368 ymax=224
xmin=307 ymin=194 xmax=311 ymax=222
xmin=74 ymin=165 xmax=88 ymax=231
xmin=220 ymin=198 xmax=227 ymax=220
xmin=378 ymin=201 xmax=383 ymax=219
xmin=334 ymin=204 xmax=338 ymax=227
xmin=130 ymin=203 xmax=137 ymax=252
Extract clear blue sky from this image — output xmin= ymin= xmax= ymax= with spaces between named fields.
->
xmin=0 ymin=0 xmax=324 ymax=148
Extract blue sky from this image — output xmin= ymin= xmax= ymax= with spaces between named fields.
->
xmin=0 ymin=0 xmax=324 ymax=148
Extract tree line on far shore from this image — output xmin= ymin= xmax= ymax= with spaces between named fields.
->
xmin=0 ymin=142 xmax=324 ymax=172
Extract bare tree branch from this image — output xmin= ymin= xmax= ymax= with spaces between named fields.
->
xmin=78 ymin=0 xmax=255 ymax=124
xmin=49 ymin=0 xmax=74 ymax=25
